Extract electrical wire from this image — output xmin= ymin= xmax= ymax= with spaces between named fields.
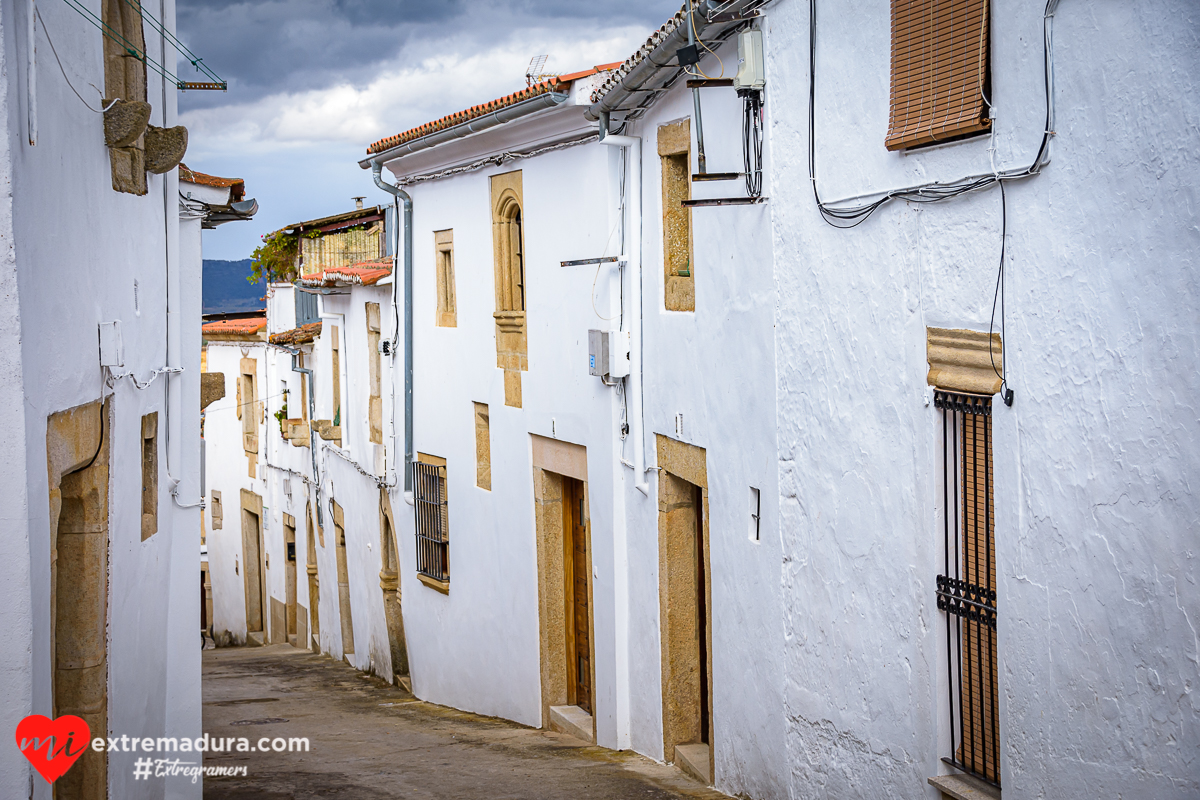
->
xmin=807 ymin=0 xmax=1059 ymax=228
xmin=323 ymin=444 xmax=393 ymax=490
xmin=988 ymin=180 xmax=1012 ymax=404
xmin=685 ymin=25 xmax=726 ymax=79
xmin=36 ymin=6 xmax=119 ymax=113
xmin=398 ymin=133 xmax=599 ymax=186
xmin=117 ymin=0 xmax=225 ymax=86
xmin=105 ymin=365 xmax=181 ymax=390
xmin=741 ymin=88 xmax=764 ymax=198
xmin=201 ymin=389 xmax=288 ymax=416
xmin=59 ymin=0 xmax=184 ymax=89
xmin=75 ymin=402 xmax=107 ymax=473
xmin=590 ymin=149 xmax=627 ymax=322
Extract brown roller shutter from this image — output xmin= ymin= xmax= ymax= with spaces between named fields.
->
xmin=886 ymin=0 xmax=991 ymax=151
xmin=958 ymin=408 xmax=998 ymax=783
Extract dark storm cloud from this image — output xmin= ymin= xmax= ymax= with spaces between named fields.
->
xmin=176 ymin=0 xmax=679 ymax=110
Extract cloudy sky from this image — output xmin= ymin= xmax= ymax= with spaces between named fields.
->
xmin=178 ymin=0 xmax=680 ymax=261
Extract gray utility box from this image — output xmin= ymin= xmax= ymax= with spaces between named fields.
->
xmin=589 ymin=329 xmax=630 ymax=379
xmin=734 ymin=29 xmax=765 ymax=91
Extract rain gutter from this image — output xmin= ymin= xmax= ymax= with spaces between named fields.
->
xmin=585 ymin=0 xmax=761 ymax=123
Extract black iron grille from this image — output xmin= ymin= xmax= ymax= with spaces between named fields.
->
xmin=413 ymin=461 xmax=449 ymax=582
xmin=934 ymin=389 xmax=999 ymax=787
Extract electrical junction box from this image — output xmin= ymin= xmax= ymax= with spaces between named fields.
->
xmin=589 ymin=329 xmax=630 ymax=380
xmin=98 ymin=320 xmax=124 ymax=367
xmin=734 ymin=29 xmax=765 ymax=91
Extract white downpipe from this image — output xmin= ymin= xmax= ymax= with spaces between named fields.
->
xmin=599 ymin=129 xmax=643 ymax=752
xmin=600 ymin=133 xmax=649 ymax=497
xmin=26 ymin=0 xmax=36 ymax=146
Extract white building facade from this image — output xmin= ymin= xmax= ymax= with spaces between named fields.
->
xmin=203 ymin=215 xmax=409 ymax=683
xmin=202 ymin=1 xmax=1199 ymax=799
xmin=0 ymin=0 xmax=213 ymax=796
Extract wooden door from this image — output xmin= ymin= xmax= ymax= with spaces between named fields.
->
xmin=564 ymin=478 xmax=591 ymax=714
xmin=285 ymin=523 xmax=297 ymax=640
xmin=243 ymin=509 xmax=263 ymax=633
xmin=306 ymin=505 xmax=320 ymax=646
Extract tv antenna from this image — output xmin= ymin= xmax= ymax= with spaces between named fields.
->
xmin=525 ymin=55 xmax=557 ymax=86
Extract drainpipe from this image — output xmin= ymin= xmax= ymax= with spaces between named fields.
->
xmin=598 ymin=123 xmax=649 ymax=498
xmin=599 ymin=116 xmax=645 ymax=752
xmin=371 ymin=160 xmax=414 ymax=495
xmin=686 ymin=0 xmax=708 ymax=174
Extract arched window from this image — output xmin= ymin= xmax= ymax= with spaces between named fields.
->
xmin=495 ymin=194 xmax=525 ymax=312
xmin=491 ymin=171 xmax=528 ymax=407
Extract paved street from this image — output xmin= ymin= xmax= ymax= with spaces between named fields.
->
xmin=202 ymin=645 xmax=724 ymax=799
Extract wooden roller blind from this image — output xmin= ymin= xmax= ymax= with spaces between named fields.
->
xmin=959 ymin=407 xmax=998 ymax=783
xmin=886 ymin=0 xmax=991 ymax=151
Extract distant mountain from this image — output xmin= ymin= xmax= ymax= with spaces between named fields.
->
xmin=203 ymin=259 xmax=266 ymax=315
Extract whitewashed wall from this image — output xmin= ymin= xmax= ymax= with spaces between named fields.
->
xmin=0 ymin=6 xmax=33 ymax=795
xmin=204 ymin=341 xmax=268 ymax=646
xmin=312 ymin=281 xmax=401 ymax=677
xmin=623 ymin=34 xmax=788 ymax=799
xmin=0 ymin=0 xmax=203 ymax=795
xmin=205 ymin=275 xmax=412 ymax=687
xmin=371 ymin=57 xmax=790 ymax=796
xmin=764 ymin=0 xmax=1200 ymax=797
xmin=389 ymin=138 xmax=619 ymax=729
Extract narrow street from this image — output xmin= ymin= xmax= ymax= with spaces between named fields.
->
xmin=202 ymin=645 xmax=725 ymax=800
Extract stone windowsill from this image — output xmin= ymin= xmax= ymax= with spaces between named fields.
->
xmin=416 ymin=573 xmax=449 ymax=594
xmin=928 ymin=772 xmax=1000 ymax=800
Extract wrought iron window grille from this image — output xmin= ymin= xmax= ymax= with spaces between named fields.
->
xmin=935 ymin=389 xmax=1000 ymax=789
xmin=413 ymin=461 xmax=449 ymax=583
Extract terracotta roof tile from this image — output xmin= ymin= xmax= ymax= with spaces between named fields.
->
xmin=365 ymin=63 xmax=622 ymax=156
xmin=299 ymin=258 xmax=394 ymax=288
xmin=179 ymin=163 xmax=246 ymax=202
xmin=269 ymin=321 xmax=323 ymax=346
xmin=201 ymin=316 xmax=266 ymax=337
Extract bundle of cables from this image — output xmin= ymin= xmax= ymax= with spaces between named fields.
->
xmin=740 ymin=88 xmax=764 ymax=198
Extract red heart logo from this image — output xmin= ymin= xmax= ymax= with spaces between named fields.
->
xmin=14 ymin=714 xmax=91 ymax=784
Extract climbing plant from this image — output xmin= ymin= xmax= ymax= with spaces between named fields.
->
xmin=249 ymin=229 xmax=300 ymax=284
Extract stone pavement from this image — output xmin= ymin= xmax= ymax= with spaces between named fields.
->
xmin=202 ymin=645 xmax=727 ymax=800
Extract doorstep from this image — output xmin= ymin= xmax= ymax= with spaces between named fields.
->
xmin=674 ymin=743 xmax=711 ymax=786
xmin=928 ymin=772 xmax=1001 ymax=800
xmin=246 ymin=632 xmax=264 ymax=647
xmin=548 ymin=705 xmax=594 ymax=744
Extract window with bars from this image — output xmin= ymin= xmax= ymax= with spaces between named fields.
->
xmin=413 ymin=458 xmax=449 ymax=585
xmin=886 ymin=0 xmax=992 ymax=151
xmin=935 ymin=390 xmax=999 ymax=787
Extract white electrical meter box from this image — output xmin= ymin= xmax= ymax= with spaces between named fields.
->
xmin=98 ymin=320 xmax=124 ymax=367
xmin=734 ymin=29 xmax=765 ymax=91
xmin=589 ymin=329 xmax=630 ymax=380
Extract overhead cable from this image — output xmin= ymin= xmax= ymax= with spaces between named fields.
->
xmin=807 ymin=0 xmax=1060 ymax=228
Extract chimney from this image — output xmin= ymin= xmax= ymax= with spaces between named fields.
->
xmin=352 ymin=196 xmax=365 ymax=210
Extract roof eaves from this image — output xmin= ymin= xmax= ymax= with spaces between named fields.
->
xmin=363 ymin=63 xmax=622 ymax=158
xmin=285 ymin=206 xmax=385 ymax=234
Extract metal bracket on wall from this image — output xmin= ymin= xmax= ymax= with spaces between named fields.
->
xmin=681 ymin=197 xmax=767 ymax=207
xmin=560 ymin=256 xmax=623 ymax=268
